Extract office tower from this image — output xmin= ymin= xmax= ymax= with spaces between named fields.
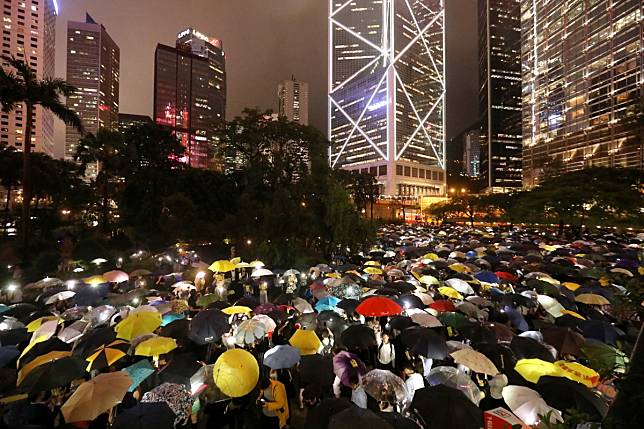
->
xmin=117 ymin=113 xmax=151 ymax=133
xmin=463 ymin=129 xmax=481 ymax=178
xmin=154 ymin=28 xmax=226 ymax=169
xmin=479 ymin=0 xmax=522 ymax=192
xmin=0 ymin=0 xmax=57 ymax=155
xmin=329 ymin=0 xmax=446 ymax=197
xmin=65 ymin=14 xmax=120 ymax=162
xmin=521 ymin=0 xmax=643 ymax=187
xmin=278 ymin=77 xmax=309 ymax=125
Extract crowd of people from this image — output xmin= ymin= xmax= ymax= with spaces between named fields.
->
xmin=0 ymin=224 xmax=641 ymax=429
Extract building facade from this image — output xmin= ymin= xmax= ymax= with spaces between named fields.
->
xmin=1 ymin=0 xmax=57 ymax=156
xmin=154 ymin=28 xmax=226 ymax=170
xmin=329 ymin=0 xmax=446 ymax=197
xmin=521 ymin=0 xmax=643 ymax=187
xmin=117 ymin=113 xmax=151 ymax=133
xmin=479 ymin=0 xmax=523 ymax=192
xmin=65 ymin=14 xmax=120 ymax=161
xmin=278 ymin=77 xmax=309 ymax=125
xmin=463 ymin=129 xmax=481 ymax=178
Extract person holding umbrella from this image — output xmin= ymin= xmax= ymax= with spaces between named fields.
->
xmin=376 ymin=332 xmax=396 ymax=371
xmin=257 ymin=372 xmax=290 ymax=429
xmin=402 ymin=361 xmax=425 ymax=401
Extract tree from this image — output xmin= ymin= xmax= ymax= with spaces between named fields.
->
xmin=337 ymin=170 xmax=380 ymax=219
xmin=0 ymin=57 xmax=82 ymax=254
xmin=0 ymin=144 xmax=21 ymax=224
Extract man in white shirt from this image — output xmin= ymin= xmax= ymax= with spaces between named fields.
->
xmin=403 ymin=363 xmax=425 ymax=401
xmin=376 ymin=332 xmax=395 ymax=370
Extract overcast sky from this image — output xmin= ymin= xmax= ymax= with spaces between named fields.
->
xmin=53 ymin=0 xmax=478 ymax=157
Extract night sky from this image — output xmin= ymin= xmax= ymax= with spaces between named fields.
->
xmin=53 ymin=0 xmax=478 ymax=157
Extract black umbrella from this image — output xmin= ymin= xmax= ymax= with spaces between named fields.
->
xmin=74 ymin=284 xmax=110 ymax=306
xmin=536 ymin=376 xmax=608 ymax=421
xmin=73 ymin=326 xmax=116 ymax=358
xmin=18 ymin=355 xmax=86 ymax=393
xmin=3 ymin=303 xmax=37 ymax=320
xmin=21 ymin=309 xmax=56 ymax=325
xmin=337 ymin=299 xmax=360 ymax=314
xmin=579 ymin=320 xmax=621 ymax=345
xmin=0 ymin=328 xmax=28 ymax=346
xmin=189 ymin=308 xmax=230 ymax=345
xmin=206 ymin=300 xmax=230 ymax=310
xmin=159 ymin=318 xmax=190 ymax=341
xmin=541 ymin=326 xmax=585 ymax=356
xmin=407 ymin=329 xmax=448 ymax=359
xmin=340 ymin=324 xmax=377 ymax=350
xmin=0 ymin=345 xmax=19 ymax=368
xmin=509 ymin=336 xmax=555 ymax=362
xmin=396 ymin=294 xmax=425 ymax=310
xmin=305 ymin=398 xmax=353 ymax=429
xmin=300 ymin=354 xmax=334 ymax=387
xmin=378 ymin=411 xmax=422 ymax=429
xmin=158 ymin=353 xmax=201 ymax=387
xmin=474 ymin=343 xmax=517 ymax=373
xmin=112 ymin=401 xmax=174 ymax=429
xmin=389 ymin=282 xmax=416 ymax=294
xmin=388 ymin=316 xmax=416 ymax=331
xmin=410 ymin=385 xmax=483 ymax=429
xmin=18 ymin=337 xmax=71 ymax=368
xmin=458 ymin=323 xmax=497 ymax=345
xmin=328 ymin=405 xmax=394 ymax=429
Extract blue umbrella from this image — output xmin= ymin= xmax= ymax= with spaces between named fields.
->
xmin=124 ymin=359 xmax=156 ymax=392
xmin=264 ymin=345 xmax=301 ymax=369
xmin=0 ymin=304 xmax=9 ymax=315
xmin=0 ymin=345 xmax=19 ymax=367
xmin=316 ymin=296 xmax=341 ymax=312
xmin=161 ymin=312 xmax=185 ymax=327
xmin=502 ymin=306 xmax=529 ymax=331
xmin=475 ymin=271 xmax=499 ymax=284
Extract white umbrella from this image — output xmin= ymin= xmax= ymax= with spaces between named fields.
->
xmin=25 ymin=277 xmax=63 ymax=290
xmin=537 ymin=294 xmax=564 ymax=318
xmin=283 ymin=269 xmax=301 ymax=277
xmin=0 ymin=317 xmax=24 ymax=331
xmin=86 ymin=305 xmax=117 ymax=327
xmin=45 ymin=291 xmax=76 ymax=305
xmin=91 ymin=258 xmax=108 ymax=265
xmin=58 ymin=320 xmax=89 ymax=343
xmin=103 ymin=270 xmax=129 ymax=283
xmin=234 ymin=319 xmax=267 ymax=345
xmin=251 ymin=268 xmax=274 ymax=278
xmin=252 ymin=314 xmax=276 ymax=333
xmin=171 ymin=281 xmax=194 ymax=289
xmin=293 ymin=297 xmax=314 ymax=314
xmin=445 ymin=278 xmax=475 ymax=295
xmin=502 ymin=385 xmax=563 ymax=426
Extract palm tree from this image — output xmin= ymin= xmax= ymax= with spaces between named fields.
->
xmin=0 ymin=57 xmax=82 ymax=252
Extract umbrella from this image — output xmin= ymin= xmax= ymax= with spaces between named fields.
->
xmin=189 ymin=308 xmax=230 ymax=345
xmin=44 ymin=291 xmax=76 ymax=305
xmin=86 ymin=339 xmax=129 ymax=371
xmin=581 ymin=340 xmax=628 ymax=374
xmin=142 ymin=383 xmax=192 ymax=426
xmin=2 ymin=303 xmax=36 ymax=319
xmin=135 ymin=336 xmax=177 ymax=357
xmin=264 ymin=345 xmax=300 ymax=369
xmin=514 ymin=358 xmax=560 ymax=384
xmin=290 ymin=329 xmax=322 ymax=355
xmin=362 ymin=369 xmax=409 ymax=405
xmin=437 ymin=286 xmax=463 ymax=300
xmin=213 ymin=349 xmax=259 ymax=397
xmin=389 ymin=315 xmax=416 ymax=330
xmin=293 ymin=297 xmax=314 ymax=313
xmin=426 ymin=366 xmax=482 ymax=405
xmin=328 ymin=405 xmax=393 ymax=429
xmin=409 ymin=311 xmax=442 ymax=328
xmin=112 ymin=402 xmax=174 ymax=429
xmin=196 ymin=294 xmax=219 ymax=308
xmin=0 ymin=327 xmax=28 ymax=346
xmin=0 ymin=345 xmax=19 ymax=368
xmin=536 ymin=376 xmax=608 ymax=421
xmin=502 ymin=306 xmax=529 ymax=331
xmin=575 ymin=293 xmax=610 ymax=306
xmin=103 ymin=270 xmax=129 ymax=283
xmin=578 ymin=319 xmax=621 ymax=345
xmin=315 ymin=296 xmax=341 ymax=312
xmin=58 ymin=319 xmax=89 ymax=343
xmin=333 ymin=351 xmax=367 ymax=387
xmin=451 ymin=348 xmax=499 ymax=376
xmin=356 ymin=296 xmax=402 ymax=317
xmin=428 ymin=300 xmax=456 ymax=313
xmin=73 ymin=326 xmax=116 ymax=358
xmin=553 ymin=360 xmax=599 ymax=388
xmin=123 ymin=359 xmax=155 ymax=392
xmin=411 ymin=385 xmax=483 ymax=429
xmin=251 ymin=268 xmax=274 ymax=278
xmin=510 ymin=336 xmax=555 ymax=362
xmin=299 ymin=354 xmax=335 ymax=387
xmin=234 ymin=318 xmax=267 ymax=345
xmin=87 ymin=305 xmax=117 ymax=327
xmin=445 ymin=278 xmax=475 ymax=295
xmin=17 ymin=352 xmax=86 ymax=392
xmin=337 ymin=298 xmax=360 ymax=314
xmin=537 ymin=295 xmax=565 ymax=317
xmin=208 ymin=260 xmax=236 ymax=273
xmin=252 ymin=314 xmax=277 ymax=332
xmin=340 ymin=324 xmax=377 ymax=350
xmin=222 ymin=305 xmax=252 ymax=316
xmin=502 ymin=385 xmax=563 ymax=426
xmin=305 ymin=398 xmax=353 ymax=429
xmin=407 ymin=328 xmax=449 ymax=359
xmin=114 ymin=311 xmax=162 ymax=341
xmin=61 ymin=371 xmax=131 ymax=423
xmin=397 ymin=294 xmax=425 ymax=310
xmin=541 ymin=326 xmax=585 ymax=356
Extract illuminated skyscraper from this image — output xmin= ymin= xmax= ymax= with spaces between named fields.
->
xmin=479 ymin=0 xmax=522 ymax=192
xmin=278 ymin=77 xmax=309 ymax=125
xmin=521 ymin=0 xmax=643 ymax=187
xmin=0 ymin=0 xmax=58 ymax=156
xmin=329 ymin=0 xmax=446 ymax=197
xmin=154 ymin=28 xmax=226 ymax=169
xmin=65 ymin=14 xmax=120 ymax=162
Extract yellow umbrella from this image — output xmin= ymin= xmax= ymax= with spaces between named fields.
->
xmin=559 ymin=309 xmax=586 ymax=320
xmin=422 ymin=253 xmax=439 ymax=261
xmin=289 ymin=329 xmax=321 ymax=356
xmin=114 ymin=311 xmax=162 ymax=341
xmin=213 ymin=349 xmax=259 ymax=398
xmin=638 ymin=266 xmax=644 ymax=276
xmin=561 ymin=282 xmax=581 ymax=292
xmin=325 ymin=272 xmax=341 ymax=279
xmin=235 ymin=262 xmax=252 ymax=269
xmin=86 ymin=340 xmax=129 ymax=371
xmin=364 ymin=261 xmax=381 ymax=267
xmin=26 ymin=316 xmax=61 ymax=333
xmin=222 ymin=306 xmax=252 ymax=316
xmin=134 ymin=336 xmax=177 ymax=357
xmin=83 ymin=275 xmax=108 ymax=285
xmin=230 ymin=257 xmax=241 ymax=264
xmin=514 ymin=359 xmax=559 ymax=384
xmin=599 ymin=277 xmax=610 ymax=287
xmin=249 ymin=260 xmax=265 ymax=268
xmin=61 ymin=371 xmax=131 ymax=423
xmin=448 ymin=263 xmax=472 ymax=274
xmin=17 ymin=351 xmax=72 ymax=385
xmin=451 ymin=349 xmax=498 ymax=376
xmin=575 ymin=293 xmax=610 ymax=306
xmin=364 ymin=267 xmax=383 ymax=275
xmin=438 ymin=286 xmax=463 ymax=301
xmin=209 ymin=260 xmax=236 ymax=273
xmin=554 ymin=361 xmax=600 ymax=388
xmin=419 ymin=275 xmax=439 ymax=286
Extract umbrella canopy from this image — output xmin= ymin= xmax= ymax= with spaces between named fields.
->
xmin=356 ymin=296 xmax=402 ymax=317
xmin=103 ymin=270 xmax=129 ymax=283
xmin=17 ymin=352 xmax=85 ymax=393
xmin=437 ymin=286 xmax=464 ymax=300
xmin=451 ymin=349 xmax=499 ymax=376
xmin=502 ymin=385 xmax=563 ymax=426
xmin=514 ymin=358 xmax=560 ymax=384
xmin=112 ymin=402 xmax=174 ymax=429
xmin=426 ymin=366 xmax=482 ymax=405
xmin=251 ymin=268 xmax=274 ymax=278
xmin=264 ymin=345 xmax=300 ymax=369
xmin=328 ymin=405 xmax=394 ymax=429
xmin=222 ymin=305 xmax=252 ymax=316
xmin=141 ymin=382 xmax=192 ymax=426
xmin=340 ymin=324 xmax=377 ymax=350
xmin=208 ymin=260 xmax=236 ymax=273
xmin=541 ymin=326 xmax=585 ymax=356
xmin=290 ymin=329 xmax=322 ymax=355
xmin=135 ymin=336 xmax=177 ymax=357
xmin=85 ymin=339 xmax=129 ymax=371
xmin=554 ymin=360 xmax=600 ymax=388
xmin=411 ymin=385 xmax=483 ymax=429
xmin=213 ymin=349 xmax=259 ymax=397
xmin=123 ymin=359 xmax=155 ymax=392
xmin=575 ymin=293 xmax=610 ymax=306
xmin=536 ymin=376 xmax=608 ymax=421
xmin=362 ymin=369 xmax=409 ymax=405
xmin=114 ymin=311 xmax=162 ymax=341
xmin=234 ymin=318 xmax=268 ymax=345
xmin=315 ymin=296 xmax=341 ymax=312
xmin=299 ymin=354 xmax=335 ymax=387
xmin=333 ymin=351 xmax=367 ymax=387
xmin=44 ymin=291 xmax=76 ymax=305
xmin=189 ymin=308 xmax=230 ymax=345
xmin=61 ymin=371 xmax=131 ymax=423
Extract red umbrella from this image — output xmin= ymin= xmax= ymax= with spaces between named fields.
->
xmin=355 ymin=296 xmax=402 ymax=317
xmin=495 ymin=271 xmax=518 ymax=282
xmin=429 ymin=300 xmax=457 ymax=313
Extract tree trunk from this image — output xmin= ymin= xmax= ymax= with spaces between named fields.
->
xmin=21 ymin=102 xmax=33 ymax=257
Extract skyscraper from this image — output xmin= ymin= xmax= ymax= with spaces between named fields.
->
xmin=117 ymin=113 xmax=151 ymax=133
xmin=154 ymin=28 xmax=226 ymax=169
xmin=329 ymin=0 xmax=446 ymax=197
xmin=278 ymin=77 xmax=309 ymax=125
xmin=463 ymin=129 xmax=481 ymax=178
xmin=0 ymin=0 xmax=58 ymax=156
xmin=65 ymin=14 xmax=120 ymax=161
xmin=479 ymin=0 xmax=522 ymax=192
xmin=521 ymin=0 xmax=643 ymax=187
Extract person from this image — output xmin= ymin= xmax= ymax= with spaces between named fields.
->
xmin=258 ymin=373 xmax=290 ymax=429
xmin=376 ymin=332 xmax=395 ymax=370
xmin=403 ymin=362 xmax=425 ymax=401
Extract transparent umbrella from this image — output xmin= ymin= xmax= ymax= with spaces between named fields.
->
xmin=362 ymin=369 xmax=409 ymax=408
xmin=426 ymin=366 xmax=482 ymax=405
